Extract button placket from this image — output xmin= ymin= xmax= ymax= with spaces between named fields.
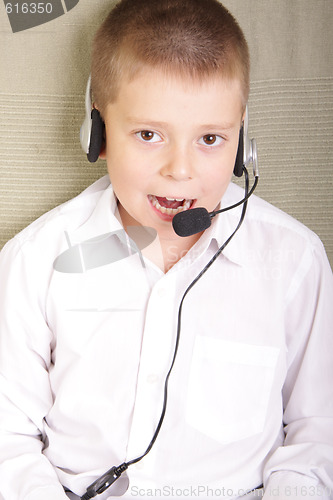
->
xmin=126 ymin=276 xmax=177 ymax=464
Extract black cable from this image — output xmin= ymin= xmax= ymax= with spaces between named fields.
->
xmin=127 ymin=167 xmax=250 ymax=467
xmin=81 ymin=166 xmax=253 ymax=500
xmin=213 ymin=173 xmax=257 ymax=216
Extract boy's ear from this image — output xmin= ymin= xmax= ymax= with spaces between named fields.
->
xmin=99 ymin=145 xmax=106 ymax=160
xmin=98 ymin=126 xmax=107 ymax=159
xmin=241 ymin=108 xmax=246 ymax=125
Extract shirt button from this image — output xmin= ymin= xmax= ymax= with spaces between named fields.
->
xmin=147 ymin=374 xmax=159 ymax=384
xmin=157 ymin=288 xmax=166 ymax=298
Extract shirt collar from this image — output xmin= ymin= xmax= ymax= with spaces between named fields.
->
xmin=70 ymin=180 xmax=122 ymax=245
xmin=70 ymin=178 xmax=248 ymax=268
xmin=196 ymin=182 xmax=249 ymax=268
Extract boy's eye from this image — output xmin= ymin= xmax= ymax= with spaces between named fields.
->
xmin=198 ymin=134 xmax=224 ymax=146
xmin=136 ymin=130 xmax=162 ymax=143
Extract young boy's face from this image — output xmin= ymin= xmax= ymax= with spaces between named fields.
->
xmin=102 ymin=69 xmax=244 ymax=242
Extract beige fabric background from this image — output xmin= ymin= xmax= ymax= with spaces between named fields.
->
xmin=0 ymin=0 xmax=332 ymax=266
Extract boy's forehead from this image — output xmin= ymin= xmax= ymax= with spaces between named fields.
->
xmin=105 ymin=69 xmax=244 ymax=124
xmin=111 ymin=67 xmax=244 ymax=105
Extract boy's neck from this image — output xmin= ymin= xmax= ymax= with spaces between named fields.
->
xmin=151 ymin=231 xmax=203 ymax=273
xmin=117 ymin=202 xmax=202 ymax=272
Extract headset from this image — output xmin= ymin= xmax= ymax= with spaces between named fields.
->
xmin=79 ymin=75 xmax=258 ymax=178
xmin=78 ymin=76 xmax=259 ymax=499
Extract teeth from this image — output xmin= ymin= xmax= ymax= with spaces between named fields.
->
xmin=148 ymin=195 xmax=192 ymax=216
xmin=166 ymin=197 xmax=184 ymax=202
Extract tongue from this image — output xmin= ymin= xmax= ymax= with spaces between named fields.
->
xmin=156 ymin=196 xmax=184 ymax=209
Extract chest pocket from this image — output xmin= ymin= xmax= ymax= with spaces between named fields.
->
xmin=185 ymin=336 xmax=280 ymax=444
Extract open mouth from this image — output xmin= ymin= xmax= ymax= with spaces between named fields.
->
xmin=148 ymin=195 xmax=194 ymax=216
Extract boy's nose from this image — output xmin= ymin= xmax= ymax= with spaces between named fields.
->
xmin=160 ymin=147 xmax=194 ymax=181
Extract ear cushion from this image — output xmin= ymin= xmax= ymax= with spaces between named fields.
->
xmin=233 ymin=127 xmax=244 ymax=177
xmin=87 ymin=109 xmax=104 ymax=163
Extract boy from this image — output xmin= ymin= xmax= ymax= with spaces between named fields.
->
xmin=0 ymin=0 xmax=332 ymax=499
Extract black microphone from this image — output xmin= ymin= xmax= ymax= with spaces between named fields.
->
xmin=172 ymin=207 xmax=212 ymax=236
xmin=172 ymin=170 xmax=259 ymax=237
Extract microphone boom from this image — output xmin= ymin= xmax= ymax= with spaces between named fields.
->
xmin=172 ymin=168 xmax=259 ymax=238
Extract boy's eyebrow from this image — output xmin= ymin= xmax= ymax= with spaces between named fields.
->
xmin=125 ymin=116 xmax=236 ymax=131
xmin=126 ymin=117 xmax=169 ymax=128
xmin=197 ymin=122 xmax=236 ymax=131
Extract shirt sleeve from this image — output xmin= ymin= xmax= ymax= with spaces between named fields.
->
xmin=262 ymin=237 xmax=333 ymax=498
xmin=0 ymin=238 xmax=68 ymax=499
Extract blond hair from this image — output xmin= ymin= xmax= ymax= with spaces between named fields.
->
xmin=91 ymin=0 xmax=250 ymax=118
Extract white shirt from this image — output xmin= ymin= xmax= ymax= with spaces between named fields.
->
xmin=0 ymin=176 xmax=332 ymax=500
